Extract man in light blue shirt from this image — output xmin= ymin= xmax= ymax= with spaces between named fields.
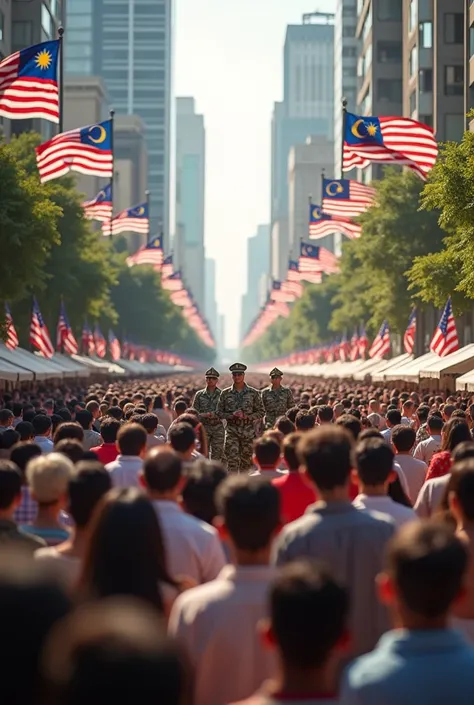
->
xmin=341 ymin=521 xmax=474 ymax=705
xmin=32 ymin=414 xmax=54 ymax=454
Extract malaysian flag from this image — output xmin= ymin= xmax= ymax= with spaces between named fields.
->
xmin=161 ymin=255 xmax=174 ymax=280
xmin=358 ymin=325 xmax=369 ymax=359
xmin=4 ymin=304 xmax=19 ymax=351
xmin=271 ymin=281 xmax=295 ymax=303
xmin=404 ymin=308 xmax=417 ymax=354
xmin=0 ymin=40 xmax=60 ymax=123
xmin=322 ymin=178 xmax=376 ymax=218
xmin=309 ymin=204 xmax=361 ymax=240
xmin=287 ymin=260 xmax=302 ymax=283
xmin=299 ymin=242 xmax=340 ymax=277
xmin=108 ymin=330 xmax=121 ymax=361
xmin=282 ymin=277 xmax=303 ymax=299
xmin=126 ymin=235 xmax=163 ymax=269
xmin=343 ymin=112 xmax=438 ymax=180
xmin=56 ymin=301 xmax=78 ymax=355
xmin=82 ymin=322 xmax=95 ymax=356
xmin=94 ymin=326 xmax=107 ymax=359
xmin=162 ymin=271 xmax=183 ymax=292
xmin=35 ymin=119 xmax=113 ymax=184
xmin=349 ymin=329 xmax=359 ymax=361
xmin=369 ymin=321 xmax=391 ymax=359
xmin=82 ymin=183 xmax=113 ymax=223
xmin=30 ymin=298 xmax=54 ymax=359
xmin=105 ymin=202 xmax=149 ymax=236
xmin=430 ymin=297 xmax=459 ymax=357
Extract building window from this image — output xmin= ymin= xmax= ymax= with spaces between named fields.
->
xmin=12 ymin=21 xmax=33 ymax=48
xmin=343 ymin=25 xmax=356 ymax=37
xmin=445 ymin=65 xmax=464 ymax=95
xmin=419 ymin=68 xmax=433 ymax=93
xmin=419 ymin=21 xmax=433 ymax=48
xmin=419 ymin=114 xmax=433 ymax=127
xmin=445 ymin=113 xmax=464 ymax=141
xmin=377 ymin=0 xmax=402 ymax=21
xmin=409 ymin=0 xmax=417 ymax=33
xmin=377 ymin=78 xmax=402 ymax=103
xmin=377 ymin=40 xmax=402 ymax=63
xmin=409 ymin=46 xmax=418 ymax=78
xmin=444 ymin=14 xmax=464 ymax=44
xmin=343 ymin=46 xmax=358 ymax=57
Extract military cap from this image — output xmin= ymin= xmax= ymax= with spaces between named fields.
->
xmin=205 ymin=367 xmax=220 ymax=378
xmin=269 ymin=367 xmax=283 ymax=378
xmin=229 ymin=362 xmax=247 ymax=374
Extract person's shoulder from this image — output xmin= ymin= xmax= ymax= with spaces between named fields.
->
xmin=220 ymin=386 xmax=233 ymax=395
xmin=194 ymin=389 xmax=205 ymax=397
xmin=18 ymin=528 xmax=47 ymax=549
xmin=245 ymin=385 xmax=261 ymax=395
xmin=172 ymin=570 xmax=232 ymax=614
xmin=179 ymin=511 xmax=219 ymax=538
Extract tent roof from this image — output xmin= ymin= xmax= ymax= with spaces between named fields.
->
xmin=0 ymin=346 xmax=64 ymax=380
xmin=456 ymin=369 xmax=474 ymax=392
xmin=0 ymin=358 xmax=34 ymax=382
xmin=52 ymin=354 xmax=91 ymax=378
xmin=420 ymin=344 xmax=474 ymax=379
xmin=352 ymin=357 xmax=390 ymax=381
xmin=371 ymin=354 xmax=414 ymax=382
xmin=383 ymin=351 xmax=439 ymax=382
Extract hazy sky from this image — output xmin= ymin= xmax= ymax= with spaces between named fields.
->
xmin=175 ymin=0 xmax=335 ymax=349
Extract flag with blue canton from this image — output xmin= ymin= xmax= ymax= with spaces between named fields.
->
xmin=108 ymin=330 xmax=121 ymax=361
xmin=93 ymin=326 xmax=107 ymax=359
xmin=309 ymin=202 xmax=361 ymax=240
xmin=0 ymin=40 xmax=60 ymax=122
xmin=430 ymin=297 xmax=459 ymax=357
xmin=161 ymin=271 xmax=184 ymax=292
xmin=322 ymin=178 xmax=376 ymax=218
xmin=36 ymin=119 xmax=114 ymax=183
xmin=403 ymin=308 xmax=417 ymax=355
xmin=161 ymin=254 xmax=174 ymax=280
xmin=30 ymin=298 xmax=54 ymax=359
xmin=343 ymin=111 xmax=438 ymax=180
xmin=287 ymin=260 xmax=301 ymax=282
xmin=126 ymin=235 xmax=163 ymax=270
xmin=106 ymin=201 xmax=150 ymax=236
xmin=369 ymin=321 xmax=391 ymax=359
xmin=271 ymin=281 xmax=294 ymax=304
xmin=82 ymin=183 xmax=113 ymax=223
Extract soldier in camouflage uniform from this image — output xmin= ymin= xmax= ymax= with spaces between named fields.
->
xmin=261 ymin=368 xmax=295 ymax=429
xmin=217 ymin=362 xmax=265 ymax=474
xmin=192 ymin=367 xmax=225 ymax=461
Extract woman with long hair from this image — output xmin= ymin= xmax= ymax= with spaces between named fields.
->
xmin=425 ymin=418 xmax=472 ymax=482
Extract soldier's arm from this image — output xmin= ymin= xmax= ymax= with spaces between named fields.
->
xmin=245 ymin=390 xmax=265 ymax=422
xmin=216 ymin=391 xmax=233 ymax=420
xmin=191 ymin=391 xmax=201 ymax=411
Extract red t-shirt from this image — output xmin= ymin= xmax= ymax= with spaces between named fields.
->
xmin=272 ymin=472 xmax=317 ymax=524
xmin=90 ymin=443 xmax=118 ymax=465
xmin=425 ymin=450 xmax=452 ymax=482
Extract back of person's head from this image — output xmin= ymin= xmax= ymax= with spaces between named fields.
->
xmin=153 ymin=395 xmax=164 ymax=409
xmin=141 ymin=413 xmax=159 ymax=434
xmin=444 ymin=404 xmax=456 ymax=419
xmin=26 ymin=453 xmax=74 ymax=505
xmin=447 ymin=459 xmax=474 ymax=522
xmin=452 ymin=442 xmax=474 ymax=463
xmin=391 ymin=425 xmax=416 ymax=453
xmin=99 ymin=417 xmax=121 ymax=445
xmin=106 ymin=405 xmax=123 ymax=421
xmin=117 ymin=423 xmax=147 ymax=457
xmin=427 ymin=414 xmax=444 ymax=434
xmin=15 ymin=421 xmax=34 ymax=442
xmin=295 ymin=410 xmax=316 ymax=432
xmin=173 ymin=400 xmax=187 ymax=416
xmin=85 ymin=400 xmax=100 ymax=416
xmin=53 ymin=422 xmax=84 ymax=445
xmin=442 ymin=419 xmax=472 ymax=453
xmin=32 ymin=414 xmax=52 ymax=436
xmin=56 ymin=408 xmax=72 ymax=422
xmin=318 ymin=405 xmax=334 ymax=423
xmin=269 ymin=560 xmax=349 ymax=670
xmin=182 ymin=460 xmax=227 ymax=524
xmin=0 ymin=409 xmax=13 ymax=425
xmin=253 ymin=436 xmax=281 ymax=468
xmin=274 ymin=416 xmax=295 ymax=436
xmin=358 ymin=427 xmax=383 ymax=440
xmin=386 ymin=409 xmax=402 ymax=427
xmin=335 ymin=414 xmax=361 ymax=441
xmin=9 ymin=442 xmax=42 ymax=475
xmin=384 ymin=521 xmax=468 ymax=619
xmin=298 ymin=426 xmax=354 ymax=490
xmin=54 ymin=439 xmax=86 ymax=465
xmin=41 ymin=599 xmax=188 ymax=705
xmin=0 ymin=460 xmax=22 ymax=509
xmin=11 ymin=402 xmax=22 ymax=418
xmin=0 ymin=428 xmax=20 ymax=451
xmin=355 ymin=437 xmax=394 ymax=486
xmin=283 ymin=432 xmax=303 ymax=472
xmin=75 ymin=410 xmax=93 ymax=431
xmin=168 ymin=423 xmax=195 ymax=454
xmin=286 ymin=407 xmax=300 ymax=424
xmin=68 ymin=462 xmax=112 ymax=528
xmin=143 ymin=449 xmax=183 ymax=493
xmin=416 ymin=405 xmax=430 ymax=424
xmin=216 ymin=475 xmax=280 ymax=551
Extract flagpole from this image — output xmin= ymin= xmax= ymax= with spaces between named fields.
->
xmin=145 ymin=189 xmax=150 ymax=242
xmin=340 ymin=97 xmax=347 ymax=179
xmin=58 ymin=26 xmax=64 ymax=134
xmin=109 ymin=108 xmax=115 ymax=237
xmin=320 ymin=168 xmax=325 ymax=205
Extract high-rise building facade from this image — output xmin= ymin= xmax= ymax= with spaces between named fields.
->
xmin=204 ymin=258 xmax=218 ymax=342
xmin=175 ymin=97 xmax=206 ymax=310
xmin=468 ymin=1 xmax=474 ymax=131
xmin=65 ymin=0 xmax=172 ymax=241
xmin=334 ymin=0 xmax=359 ymax=176
xmin=240 ymin=225 xmax=270 ymax=341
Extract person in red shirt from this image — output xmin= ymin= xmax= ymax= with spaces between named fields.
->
xmin=425 ymin=418 xmax=472 ymax=482
xmin=90 ymin=417 xmax=121 ymax=465
xmin=272 ymin=433 xmax=317 ymax=524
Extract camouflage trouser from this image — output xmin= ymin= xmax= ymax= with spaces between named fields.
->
xmin=204 ymin=423 xmax=225 ymax=462
xmin=224 ymin=428 xmax=255 ymax=474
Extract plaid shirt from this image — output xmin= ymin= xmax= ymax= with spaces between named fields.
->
xmin=14 ymin=486 xmax=38 ymax=524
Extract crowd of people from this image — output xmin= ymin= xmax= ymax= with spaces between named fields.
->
xmin=2 ymin=367 xmax=474 ymax=704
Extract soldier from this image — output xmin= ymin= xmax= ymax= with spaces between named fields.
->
xmin=217 ymin=363 xmax=265 ymax=474
xmin=192 ymin=367 xmax=225 ymax=461
xmin=261 ymin=368 xmax=295 ymax=429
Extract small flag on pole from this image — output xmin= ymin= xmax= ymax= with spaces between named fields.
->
xmin=4 ymin=304 xmax=19 ymax=351
xmin=369 ymin=321 xmax=390 ymax=359
xmin=104 ymin=202 xmax=149 ymax=236
xmin=430 ymin=297 xmax=459 ymax=357
xmin=309 ymin=203 xmax=361 ymax=240
xmin=56 ymin=301 xmax=79 ymax=355
xmin=126 ymin=235 xmax=163 ymax=269
xmin=82 ymin=322 xmax=95 ymax=356
xmin=322 ymin=178 xmax=376 ymax=218
xmin=108 ymin=330 xmax=121 ymax=361
xmin=403 ymin=309 xmax=417 ymax=355
xmin=30 ymin=298 xmax=54 ymax=359
xmin=82 ymin=183 xmax=113 ymax=223
xmin=93 ymin=326 xmax=107 ymax=359
xmin=358 ymin=325 xmax=368 ymax=359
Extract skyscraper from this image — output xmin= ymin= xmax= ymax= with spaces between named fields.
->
xmin=204 ymin=258 xmax=218 ymax=342
xmin=240 ymin=225 xmax=271 ymax=341
xmin=334 ymin=0 xmax=359 ymax=177
xmin=65 ymin=0 xmax=172 ymax=241
xmin=175 ymin=97 xmax=206 ymax=309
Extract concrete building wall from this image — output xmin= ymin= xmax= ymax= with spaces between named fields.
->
xmin=0 ymin=0 xmax=12 ymax=141
xmin=334 ymin=0 xmax=359 ymax=177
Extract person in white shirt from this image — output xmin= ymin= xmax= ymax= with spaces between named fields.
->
xmin=391 ymin=425 xmax=428 ymax=503
xmin=413 ymin=414 xmax=443 ymax=465
xmin=353 ymin=437 xmax=418 ymax=528
xmin=381 ymin=410 xmax=402 ymax=446
xmin=32 ymin=414 xmax=54 ymax=454
xmin=168 ymin=475 xmax=281 ymax=705
xmin=401 ymin=400 xmax=416 ymax=427
xmin=106 ymin=423 xmax=147 ymax=488
xmin=142 ymin=448 xmax=226 ymax=584
xmin=249 ymin=436 xmax=287 ymax=480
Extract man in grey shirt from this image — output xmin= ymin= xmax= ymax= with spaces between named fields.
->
xmin=273 ymin=425 xmax=395 ymax=658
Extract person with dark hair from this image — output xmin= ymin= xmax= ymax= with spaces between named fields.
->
xmin=272 ymin=432 xmax=317 ymax=525
xmin=106 ymin=423 xmax=147 ymax=488
xmin=391 ymin=425 xmax=427 ymax=503
xmin=33 ymin=414 xmax=54 ymax=454
xmin=75 ymin=409 xmax=102 ymax=451
xmin=169 ymin=476 xmax=280 ymax=705
xmin=141 ymin=412 xmax=166 ymax=448
xmin=317 ymin=404 xmax=334 ymax=425
xmin=335 ymin=414 xmax=362 ymax=441
xmin=232 ymin=561 xmax=349 ymax=705
xmin=152 ymin=394 xmax=173 ymax=431
xmin=286 ymin=407 xmax=300 ymax=424
xmin=274 ymin=416 xmax=295 ymax=437
xmin=426 ymin=419 xmax=472 ymax=481
xmin=40 ymin=600 xmax=189 ymax=705
xmin=35 ymin=461 xmax=112 ymax=589
xmin=341 ymin=522 xmax=474 ymax=705
xmin=56 ymin=408 xmax=73 ymax=423
xmin=0 ymin=428 xmax=20 ymax=458
xmin=53 ymin=422 xmax=84 ymax=446
xmin=380 ymin=409 xmax=402 ymax=445
xmin=105 ymin=405 xmax=123 ymax=421
xmin=0 ymin=460 xmax=45 ymax=551
xmin=142 ymin=449 xmax=226 ymax=585
xmin=85 ymin=399 xmax=101 ymax=431
xmin=414 ymin=414 xmax=443 ymax=464
xmin=90 ymin=417 xmax=121 ymax=465
xmin=415 ymin=404 xmax=431 ymax=443
xmin=295 ymin=410 xmax=316 ymax=432
xmin=168 ymin=422 xmax=199 ymax=463
xmin=54 ymin=439 xmax=86 ymax=465
xmin=274 ymin=426 xmax=394 ymax=657
xmin=15 ymin=421 xmax=35 ymax=442
xmin=0 ymin=408 xmax=14 ymax=433
xmin=173 ymin=400 xmax=188 ymax=419
xmin=182 ymin=460 xmax=227 ymax=525
xmin=353 ymin=438 xmax=417 ymax=527
xmin=250 ymin=436 xmax=285 ymax=479
xmin=11 ymin=442 xmax=42 ymax=524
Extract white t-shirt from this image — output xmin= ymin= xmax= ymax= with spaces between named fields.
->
xmin=353 ymin=494 xmax=418 ymax=528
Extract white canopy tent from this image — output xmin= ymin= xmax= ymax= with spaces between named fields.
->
xmin=456 ymin=370 xmax=474 ymax=392
xmin=383 ymin=351 xmax=439 ymax=383
xmin=0 ymin=358 xmax=34 ymax=382
xmin=371 ymin=354 xmax=414 ymax=383
xmin=0 ymin=346 xmax=64 ymax=380
xmin=420 ymin=344 xmax=474 ymax=382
